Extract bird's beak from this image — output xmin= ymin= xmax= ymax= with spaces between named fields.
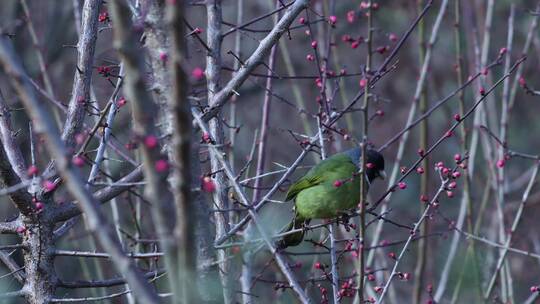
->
xmin=378 ymin=170 xmax=387 ymax=180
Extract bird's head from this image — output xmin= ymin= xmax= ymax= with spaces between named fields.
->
xmin=365 ymin=149 xmax=386 ymax=183
xmin=345 ymin=148 xmax=386 ymax=183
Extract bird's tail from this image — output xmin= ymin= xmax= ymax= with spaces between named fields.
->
xmin=276 ymin=215 xmax=310 ymax=249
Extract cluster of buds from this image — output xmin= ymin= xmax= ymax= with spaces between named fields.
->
xmin=396 ymin=272 xmax=411 ymax=281
xmin=338 ymin=278 xmax=356 ymax=298
xmin=98 ymin=11 xmax=109 ymax=23
xmin=97 ymin=66 xmax=112 ymax=78
xmin=317 ymin=284 xmax=328 ymax=304
xmin=201 ymin=131 xmax=213 ymax=144
xmin=360 ymin=2 xmax=379 ymax=10
xmin=341 ymin=34 xmax=364 ymax=49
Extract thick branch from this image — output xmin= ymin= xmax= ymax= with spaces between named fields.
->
xmin=0 ymin=36 xmax=160 ymax=304
xmin=61 ymin=0 xmax=102 ymax=149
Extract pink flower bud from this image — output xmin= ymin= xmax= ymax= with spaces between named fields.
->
xmin=454 ymin=154 xmax=461 ymax=162
xmin=311 ymin=40 xmax=318 ymax=49
xmin=328 ymin=15 xmax=337 ymax=25
xmin=144 ymin=135 xmax=158 ymax=149
xmin=452 ymin=171 xmax=461 ymax=178
xmin=299 ymin=17 xmax=306 ymax=24
xmin=116 ymin=97 xmax=127 ymax=107
xmin=43 ymin=180 xmax=56 ymax=192
xmin=519 ymin=76 xmax=526 ymax=87
xmin=497 ymin=159 xmax=505 ymax=168
xmin=191 ymin=67 xmax=205 ymax=80
xmin=359 ymin=78 xmax=367 ymax=88
xmin=454 ymin=114 xmax=461 ymax=121
xmin=416 ymin=167 xmax=425 ymax=174
xmin=334 ymin=180 xmax=343 ymax=187
xmin=154 ymin=159 xmax=169 ymax=173
xmin=347 ymin=10 xmax=356 ymax=23
xmin=202 ymin=176 xmax=216 ymax=192
xmin=306 ymin=54 xmax=314 ymax=61
xmin=27 ymin=165 xmax=39 ymax=177
xmin=159 ymin=52 xmax=168 ymax=62
xmin=398 ymin=182 xmax=407 ymax=189
xmin=72 ymin=155 xmax=85 ymax=167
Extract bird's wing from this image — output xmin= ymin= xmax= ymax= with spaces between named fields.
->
xmin=285 ymin=153 xmax=354 ymax=201
xmin=285 ymin=174 xmax=323 ymax=201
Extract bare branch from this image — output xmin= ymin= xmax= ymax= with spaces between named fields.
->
xmin=61 ymin=0 xmax=102 ymax=149
xmin=0 ymin=36 xmax=160 ymax=304
xmin=199 ymin=0 xmax=309 ymax=123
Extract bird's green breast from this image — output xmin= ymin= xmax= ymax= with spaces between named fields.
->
xmin=293 ymin=154 xmax=360 ymax=219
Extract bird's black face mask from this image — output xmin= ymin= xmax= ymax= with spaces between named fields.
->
xmin=365 ymin=150 xmax=386 ymax=183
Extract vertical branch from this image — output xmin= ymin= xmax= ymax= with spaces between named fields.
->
xmin=357 ymin=0 xmax=373 ymax=302
xmin=228 ymin=0 xmax=244 ymax=168
xmin=108 ymin=0 xmax=178 ymax=300
xmin=366 ymin=0 xmax=447 ymax=273
xmin=193 ymin=111 xmax=311 ymax=303
xmin=433 ymin=0 xmax=476 ymax=299
xmin=205 ymin=1 xmax=235 ymax=303
xmin=61 ymin=0 xmax=102 ymax=149
xmin=484 ymin=162 xmax=540 ymax=299
xmin=413 ymin=1 xmax=429 ymax=301
xmin=242 ymin=2 xmax=280 ymax=302
xmin=167 ymin=1 xmax=197 ymax=303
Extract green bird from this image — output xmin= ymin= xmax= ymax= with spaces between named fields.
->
xmin=277 ymin=148 xmax=386 ymax=249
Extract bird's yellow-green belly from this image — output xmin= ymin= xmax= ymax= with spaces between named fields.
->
xmin=295 ymin=181 xmax=360 ymax=219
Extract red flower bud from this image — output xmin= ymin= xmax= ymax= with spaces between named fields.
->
xmin=191 ymin=67 xmax=205 ymax=80
xmin=328 ymin=15 xmax=337 ymax=25
xmin=154 ymin=159 xmax=169 ymax=173
xmin=27 ymin=165 xmax=39 ymax=177
xmin=347 ymin=10 xmax=356 ymax=23
xmin=144 ymin=135 xmax=159 ymax=149
xmin=202 ymin=176 xmax=216 ymax=192
xmin=72 ymin=155 xmax=85 ymax=167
